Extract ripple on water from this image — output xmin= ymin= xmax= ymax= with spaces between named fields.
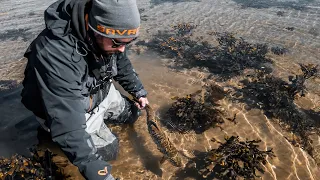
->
xmin=107 ymin=51 xmax=320 ymax=179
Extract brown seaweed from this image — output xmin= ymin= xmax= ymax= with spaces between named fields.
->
xmin=285 ymin=27 xmax=295 ymax=31
xmin=0 ymin=148 xmax=57 ymax=180
xmin=286 ymin=63 xmax=319 ymax=97
xmin=166 ymin=94 xmax=224 ymax=133
xmin=171 ymin=23 xmax=197 ymax=37
xmin=276 ymin=11 xmax=285 ymax=16
xmin=270 ymin=46 xmax=288 ymax=55
xmin=200 ymin=136 xmax=275 ymax=180
xmin=140 ymin=24 xmax=273 ymax=80
xmin=173 ymin=136 xmax=275 ymax=179
xmin=165 ymin=84 xmax=236 ymax=134
xmin=232 ymin=63 xmax=319 ymax=163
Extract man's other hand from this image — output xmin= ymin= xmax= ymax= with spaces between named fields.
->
xmin=135 ymin=97 xmax=149 ymax=109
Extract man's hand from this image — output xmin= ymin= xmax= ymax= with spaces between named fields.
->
xmin=134 ymin=97 xmax=149 ymax=109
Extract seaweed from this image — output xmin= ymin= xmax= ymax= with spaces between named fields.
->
xmin=200 ymin=136 xmax=275 ymax=180
xmin=232 ymin=63 xmax=319 ymax=162
xmin=286 ymin=63 xmax=319 ymax=97
xmin=276 ymin=11 xmax=285 ymax=16
xmin=171 ymin=23 xmax=197 ymax=37
xmin=270 ymin=46 xmax=288 ymax=55
xmin=165 ymin=83 xmax=236 ymax=134
xmin=165 ymin=94 xmax=224 ymax=134
xmin=285 ymin=27 xmax=295 ymax=31
xmin=173 ymin=136 xmax=275 ymax=180
xmin=141 ymin=24 xmax=273 ymax=80
xmin=213 ymin=32 xmax=271 ymax=77
xmin=0 ymin=148 xmax=58 ymax=180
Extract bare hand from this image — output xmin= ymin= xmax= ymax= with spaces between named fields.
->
xmin=134 ymin=97 xmax=149 ymax=109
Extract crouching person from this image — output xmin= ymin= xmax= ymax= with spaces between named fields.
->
xmin=21 ymin=0 xmax=149 ymax=179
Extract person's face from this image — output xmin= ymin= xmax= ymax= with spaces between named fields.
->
xmin=94 ymin=32 xmax=136 ymax=54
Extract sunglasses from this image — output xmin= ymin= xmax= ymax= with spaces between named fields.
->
xmin=111 ymin=37 xmax=137 ymax=48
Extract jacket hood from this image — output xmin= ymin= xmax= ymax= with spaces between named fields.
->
xmin=44 ymin=0 xmax=91 ymax=42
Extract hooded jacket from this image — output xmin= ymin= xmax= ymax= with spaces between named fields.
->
xmin=21 ymin=0 xmax=146 ymax=179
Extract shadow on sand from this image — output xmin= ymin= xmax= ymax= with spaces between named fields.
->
xmin=125 ymin=124 xmax=163 ymax=177
xmin=173 ymin=150 xmax=228 ymax=180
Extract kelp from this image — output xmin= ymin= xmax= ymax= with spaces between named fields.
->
xmin=270 ymin=46 xmax=288 ymax=55
xmin=276 ymin=11 xmax=285 ymax=16
xmin=234 ymin=63 xmax=319 ymax=163
xmin=171 ymin=23 xmax=197 ymax=37
xmin=0 ymin=149 xmax=57 ymax=180
xmin=166 ymin=94 xmax=224 ymax=133
xmin=198 ymin=136 xmax=275 ymax=180
xmin=145 ymin=24 xmax=273 ymax=80
xmin=165 ymin=83 xmax=236 ymax=134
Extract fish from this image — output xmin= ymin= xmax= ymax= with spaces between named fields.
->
xmin=129 ymin=95 xmax=183 ymax=167
xmin=144 ymin=104 xmax=183 ymax=167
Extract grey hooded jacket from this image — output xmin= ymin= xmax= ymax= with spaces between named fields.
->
xmin=20 ymin=0 xmax=146 ymax=179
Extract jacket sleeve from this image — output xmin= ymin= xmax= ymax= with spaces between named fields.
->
xmin=32 ymin=35 xmax=114 ymax=180
xmin=113 ymin=48 xmax=148 ymax=98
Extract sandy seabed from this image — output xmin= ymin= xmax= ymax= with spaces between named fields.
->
xmin=1 ymin=0 xmax=320 ymax=179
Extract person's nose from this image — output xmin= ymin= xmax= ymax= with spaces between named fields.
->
xmin=117 ymin=45 xmax=126 ymax=52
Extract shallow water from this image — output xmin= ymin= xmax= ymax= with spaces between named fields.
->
xmin=106 ymin=51 xmax=320 ymax=180
xmin=0 ymin=0 xmax=320 ymax=179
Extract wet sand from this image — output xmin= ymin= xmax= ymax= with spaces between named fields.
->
xmin=106 ymin=52 xmax=320 ymax=180
xmin=1 ymin=0 xmax=320 ymax=179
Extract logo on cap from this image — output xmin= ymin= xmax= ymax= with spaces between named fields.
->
xmin=97 ymin=24 xmax=139 ymax=36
